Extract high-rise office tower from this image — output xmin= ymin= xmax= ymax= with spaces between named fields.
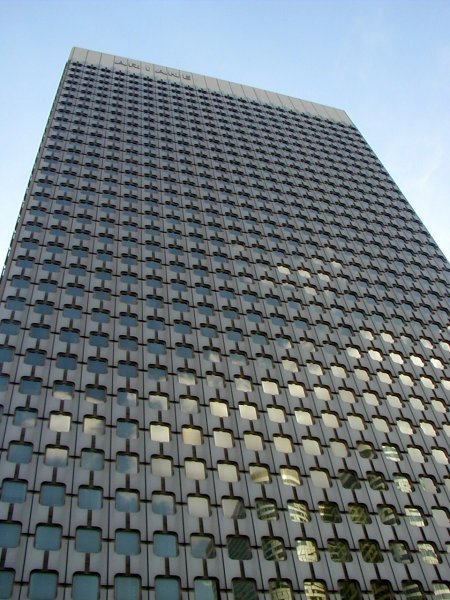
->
xmin=0 ymin=47 xmax=449 ymax=600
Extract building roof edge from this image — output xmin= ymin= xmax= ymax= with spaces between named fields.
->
xmin=69 ymin=47 xmax=353 ymax=125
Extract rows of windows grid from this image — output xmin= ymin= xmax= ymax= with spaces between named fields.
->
xmin=0 ymin=58 xmax=450 ymax=596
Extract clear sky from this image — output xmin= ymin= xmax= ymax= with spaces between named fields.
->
xmin=0 ymin=0 xmax=449 ymax=266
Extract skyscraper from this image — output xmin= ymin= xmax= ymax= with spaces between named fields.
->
xmin=0 ymin=46 xmax=449 ymax=599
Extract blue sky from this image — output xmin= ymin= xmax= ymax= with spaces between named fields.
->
xmin=0 ymin=0 xmax=449 ymax=265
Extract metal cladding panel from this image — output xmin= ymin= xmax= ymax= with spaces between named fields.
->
xmin=0 ymin=46 xmax=449 ymax=600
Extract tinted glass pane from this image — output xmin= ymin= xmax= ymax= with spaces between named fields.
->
xmin=35 ymin=525 xmax=62 ymax=551
xmin=115 ymin=530 xmax=140 ymax=555
xmin=194 ymin=579 xmax=219 ymax=600
xmin=29 ymin=571 xmax=58 ymax=600
xmin=78 ymin=487 xmax=102 ymax=510
xmin=227 ymin=536 xmax=252 ymax=560
xmin=152 ymin=493 xmax=175 ymax=515
xmin=232 ymin=579 xmax=257 ymax=600
xmin=1 ymin=480 xmax=27 ymax=503
xmin=72 ymin=573 xmax=100 ymax=600
xmin=191 ymin=535 xmax=215 ymax=559
xmin=0 ymin=570 xmax=14 ymax=599
xmin=39 ymin=483 xmax=65 ymax=507
xmin=19 ymin=378 xmax=42 ymax=395
xmin=0 ymin=522 xmax=21 ymax=548
xmin=155 ymin=577 xmax=180 ymax=600
xmin=13 ymin=408 xmax=37 ymax=427
xmin=80 ymin=450 xmax=104 ymax=471
xmin=154 ymin=532 xmax=178 ymax=557
xmin=75 ymin=528 xmax=101 ymax=553
xmin=7 ymin=442 xmax=33 ymax=464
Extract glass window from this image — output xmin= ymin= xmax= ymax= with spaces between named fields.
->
xmin=262 ymin=537 xmax=286 ymax=561
xmin=72 ymin=573 xmax=100 ymax=600
xmin=78 ymin=486 xmax=102 ymax=510
xmin=115 ymin=529 xmax=141 ymax=555
xmin=87 ymin=358 xmax=108 ymax=374
xmin=338 ymin=580 xmax=362 ymax=600
xmin=0 ymin=320 xmax=20 ymax=335
xmin=114 ymin=575 xmax=141 ymax=600
xmin=432 ymin=583 xmax=450 ymax=600
xmin=371 ymin=580 xmax=394 ymax=600
xmin=1 ymin=479 xmax=27 ymax=503
xmin=182 ymin=426 xmax=203 ymax=446
xmin=418 ymin=542 xmax=440 ymax=564
xmin=151 ymin=455 xmax=173 ymax=477
xmin=148 ymin=392 xmax=169 ymax=410
xmin=117 ymin=335 xmax=138 ymax=351
xmin=296 ymin=539 xmax=319 ymax=562
xmin=19 ymin=377 xmax=42 ymax=395
xmin=304 ymin=581 xmax=328 ymax=600
xmin=0 ymin=521 xmax=21 ymax=548
xmin=328 ymin=538 xmax=352 ymax=562
xmin=44 ymin=446 xmax=69 ymax=468
xmin=116 ymin=489 xmax=140 ymax=513
xmin=232 ymin=579 xmax=257 ymax=600
xmin=340 ymin=470 xmax=361 ymax=490
xmin=117 ymin=419 xmax=139 ymax=439
xmin=280 ymin=466 xmax=301 ymax=486
xmin=153 ymin=532 xmax=178 ymax=557
xmin=116 ymin=452 xmax=139 ymax=474
xmin=117 ymin=388 xmax=138 ymax=406
xmin=49 ymin=412 xmax=71 ymax=432
xmin=249 ymin=463 xmax=271 ymax=484
xmin=29 ymin=571 xmax=58 ymax=600
xmin=81 ymin=449 xmax=104 ymax=471
xmin=155 ymin=577 xmax=180 ymax=600
xmin=34 ymin=524 xmax=62 ymax=551
xmin=85 ymin=385 xmax=106 ymax=404
xmin=150 ymin=422 xmax=171 ymax=443
xmin=256 ymin=498 xmax=278 ymax=521
xmin=148 ymin=365 xmax=168 ymax=381
xmin=218 ymin=461 xmax=239 ymax=482
xmin=390 ymin=541 xmax=413 ymax=564
xmin=0 ymin=345 xmax=14 ymax=362
xmin=13 ymin=407 xmax=37 ymax=428
xmin=0 ymin=569 xmax=14 ymax=599
xmin=39 ymin=483 xmax=65 ymax=507
xmin=75 ymin=527 xmax=102 ymax=553
xmin=319 ymin=502 xmax=342 ymax=524
xmin=185 ymin=459 xmax=206 ymax=480
xmin=53 ymin=381 xmax=74 ymax=401
xmin=5 ymin=296 xmax=25 ymax=311
xmin=83 ymin=416 xmax=105 ymax=436
xmin=194 ymin=578 xmax=219 ymax=600
xmin=239 ymin=403 xmax=258 ymax=420
xmin=404 ymin=505 xmax=426 ymax=527
xmin=152 ymin=492 xmax=175 ymax=515
xmin=62 ymin=305 xmax=81 ymax=320
xmin=360 ymin=539 xmax=383 ymax=563
xmin=118 ymin=361 xmax=138 ymax=378
xmin=191 ymin=534 xmax=216 ymax=559
xmin=24 ymin=350 xmax=46 ymax=366
xmin=287 ymin=500 xmax=310 ymax=523
xmin=227 ymin=535 xmax=252 ymax=560
xmin=268 ymin=580 xmax=293 ymax=600
xmin=187 ymin=495 xmax=211 ymax=518
xmin=7 ymin=442 xmax=33 ymax=464
xmin=56 ymin=354 xmax=77 ymax=371
xmin=89 ymin=332 xmax=109 ymax=348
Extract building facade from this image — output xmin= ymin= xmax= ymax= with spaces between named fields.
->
xmin=0 ymin=47 xmax=449 ymax=600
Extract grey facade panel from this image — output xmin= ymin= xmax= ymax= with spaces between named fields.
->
xmin=0 ymin=48 xmax=449 ymax=600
